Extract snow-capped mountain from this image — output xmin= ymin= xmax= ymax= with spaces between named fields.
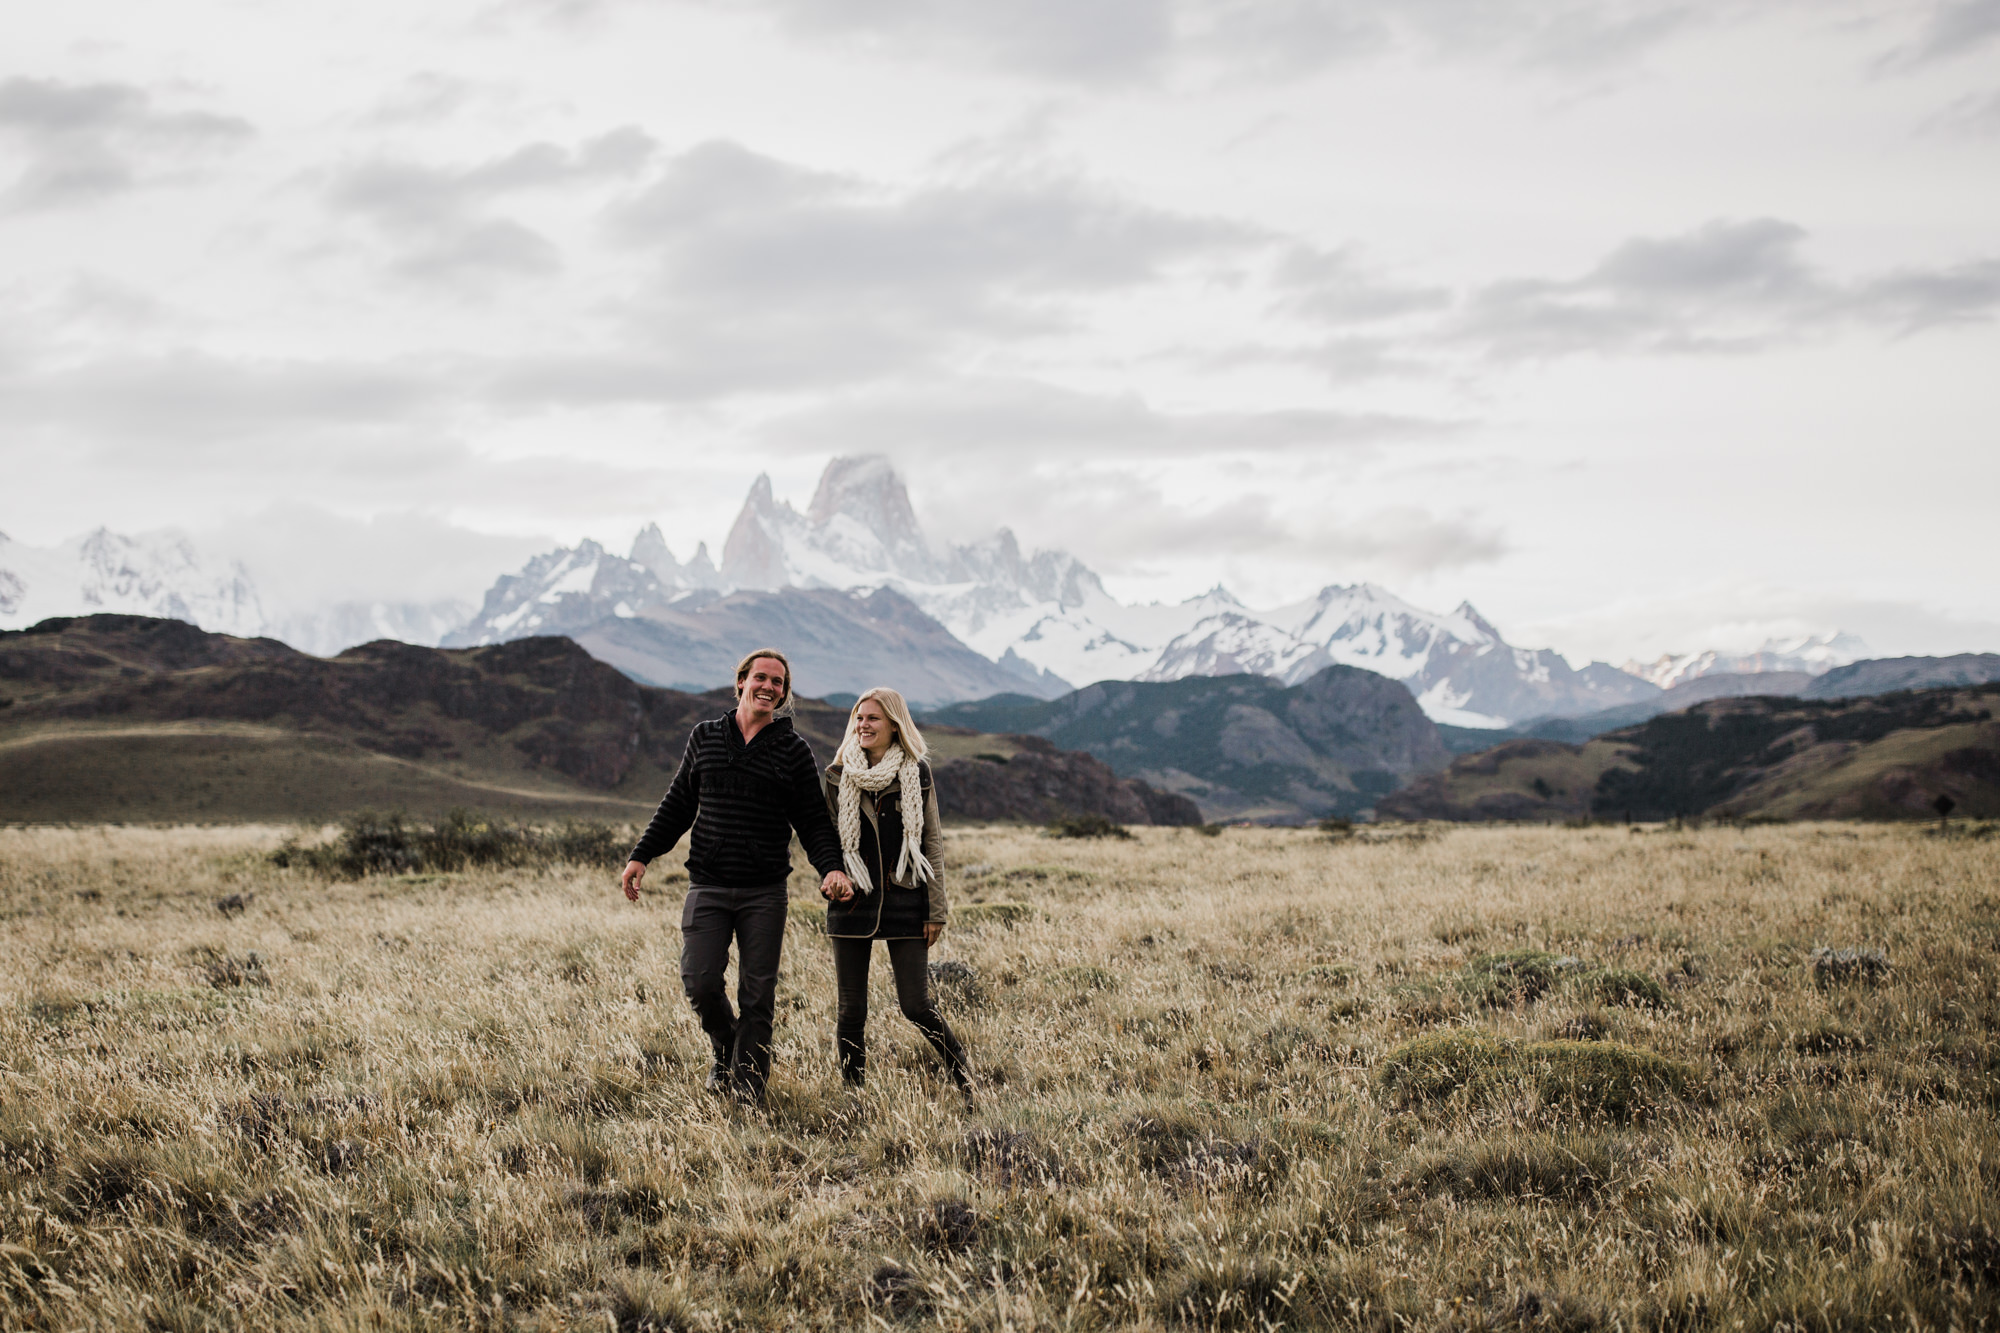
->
xmin=0 ymin=527 xmax=471 ymax=658
xmin=709 ymin=457 xmax=1661 ymax=725
xmin=15 ymin=461 xmax=1876 ymax=723
xmin=442 ymin=536 xmax=681 ymax=647
xmin=269 ymin=600 xmax=475 ymax=659
xmin=0 ymin=528 xmax=264 ymax=637
xmin=1141 ymin=587 xmax=1659 ymax=727
xmin=1622 ymin=633 xmax=1868 ymax=689
xmin=458 ymin=457 xmax=1666 ymax=723
xmin=443 ymin=523 xmax=1044 ymax=703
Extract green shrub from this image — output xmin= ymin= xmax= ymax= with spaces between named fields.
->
xmin=954 ymin=902 xmax=1035 ymax=929
xmin=272 ymin=810 xmax=629 ymax=877
xmin=1376 ymin=1030 xmax=1513 ymax=1103
xmin=1465 ymin=949 xmax=1588 ymax=1003
xmin=1509 ymin=1040 xmax=1694 ymax=1120
xmin=1378 ymin=1031 xmax=1693 ymax=1119
xmin=1586 ymin=968 xmax=1669 ymax=1009
xmin=1413 ymin=1134 xmax=1617 ymax=1202
xmin=1046 ymin=813 xmax=1133 ymax=840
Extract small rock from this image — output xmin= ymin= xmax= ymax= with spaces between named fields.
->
xmin=1810 ymin=946 xmax=1890 ymax=986
xmin=928 ymin=960 xmax=984 ymax=1010
xmin=917 ymin=1199 xmax=981 ymax=1254
xmin=215 ymin=893 xmax=254 ymax=917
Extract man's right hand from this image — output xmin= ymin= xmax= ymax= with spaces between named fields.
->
xmin=621 ymin=860 xmax=646 ymax=901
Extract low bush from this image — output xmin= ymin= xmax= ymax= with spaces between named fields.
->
xmin=953 ymin=902 xmax=1035 ymax=929
xmin=1412 ymin=1134 xmax=1617 ymax=1203
xmin=1052 ymin=965 xmax=1119 ymax=993
xmin=1046 ymin=814 xmax=1133 ymax=840
xmin=1378 ymin=1030 xmax=1694 ymax=1119
xmin=1811 ymin=946 xmax=1891 ymax=987
xmin=1586 ymin=968 xmax=1669 ymax=1009
xmin=1464 ymin=950 xmax=1589 ymax=1004
xmin=1376 ymin=1030 xmax=1514 ymax=1103
xmin=272 ymin=809 xmax=629 ymax=877
xmin=1513 ymin=1040 xmax=1694 ymax=1120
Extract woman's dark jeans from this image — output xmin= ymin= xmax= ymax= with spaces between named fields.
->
xmin=679 ymin=882 xmax=789 ymax=1100
xmin=831 ymin=936 xmax=968 ymax=1090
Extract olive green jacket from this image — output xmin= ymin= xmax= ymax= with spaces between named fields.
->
xmin=820 ymin=761 xmax=948 ymax=930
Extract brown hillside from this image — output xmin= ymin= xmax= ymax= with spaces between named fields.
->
xmin=0 ymin=616 xmax=1189 ymax=827
xmin=1374 ymin=738 xmax=1637 ymax=822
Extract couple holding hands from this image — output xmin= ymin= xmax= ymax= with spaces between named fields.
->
xmin=619 ymin=648 xmax=972 ymax=1107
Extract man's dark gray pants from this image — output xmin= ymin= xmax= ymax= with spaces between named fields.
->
xmin=679 ymin=881 xmax=789 ymax=1100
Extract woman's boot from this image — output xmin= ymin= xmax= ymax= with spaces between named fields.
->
xmin=839 ymin=1036 xmax=866 ymax=1088
xmin=939 ymin=1028 xmax=974 ymax=1108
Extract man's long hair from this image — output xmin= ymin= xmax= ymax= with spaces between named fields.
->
xmin=733 ymin=647 xmax=795 ymax=717
xmin=838 ymin=687 xmax=927 ymax=764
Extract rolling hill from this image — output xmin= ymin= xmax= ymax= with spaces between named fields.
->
xmin=924 ymin=666 xmax=1450 ymax=822
xmin=1377 ymin=682 xmax=2000 ymax=822
xmin=0 ymin=616 xmax=1193 ymax=827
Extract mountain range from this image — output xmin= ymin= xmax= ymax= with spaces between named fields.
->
xmin=1466 ymin=653 xmax=2000 ymax=748
xmin=0 ymin=614 xmax=1194 ymax=828
xmin=2 ymin=457 xmax=1890 ymax=721
xmin=442 ymin=457 xmax=1772 ymax=721
xmin=1377 ymin=681 xmax=2000 ymax=823
xmin=925 ymin=666 xmax=1451 ymax=822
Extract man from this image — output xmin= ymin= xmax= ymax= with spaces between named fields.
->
xmin=621 ymin=648 xmax=852 ymax=1104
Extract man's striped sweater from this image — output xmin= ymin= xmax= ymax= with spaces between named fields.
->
xmin=628 ymin=711 xmax=844 ymax=888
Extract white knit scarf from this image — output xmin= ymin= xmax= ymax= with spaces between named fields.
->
xmin=835 ymin=740 xmax=933 ymax=895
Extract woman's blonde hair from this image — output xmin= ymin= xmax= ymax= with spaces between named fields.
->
xmin=840 ymin=687 xmax=927 ymax=764
xmin=733 ymin=647 xmax=794 ymax=715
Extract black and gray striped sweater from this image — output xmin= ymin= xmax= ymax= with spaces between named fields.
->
xmin=628 ymin=712 xmax=844 ymax=888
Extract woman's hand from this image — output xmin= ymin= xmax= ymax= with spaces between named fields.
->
xmin=924 ymin=922 xmax=944 ymax=947
xmin=620 ymin=860 xmax=646 ymax=901
xmin=821 ymin=870 xmax=855 ymax=902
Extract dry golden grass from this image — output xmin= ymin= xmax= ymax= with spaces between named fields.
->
xmin=3 ymin=819 xmax=1998 ymax=1330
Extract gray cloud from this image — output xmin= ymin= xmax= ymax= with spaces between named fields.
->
xmin=1190 ymin=0 xmax=1701 ymax=78
xmin=761 ymin=0 xmax=1177 ymax=82
xmin=326 ymin=127 xmax=656 ymax=285
xmin=1075 ymin=490 xmax=1506 ymax=577
xmin=1926 ymin=89 xmax=2000 ymax=137
xmin=892 ymin=457 xmax=1503 ymax=584
xmin=1897 ymin=0 xmax=2000 ymax=64
xmin=484 ymin=141 xmax=1257 ymax=401
xmin=209 ymin=505 xmax=554 ymax=611
xmin=362 ymin=73 xmax=484 ymax=126
xmin=1274 ymin=245 xmax=1451 ymax=325
xmin=0 ymin=349 xmax=446 ymax=449
xmin=0 ymin=77 xmax=252 ymax=209
xmin=1459 ymin=218 xmax=2000 ymax=358
xmin=759 ymin=375 xmax=1451 ymax=460
xmin=630 ymin=0 xmax=1714 ymax=84
xmin=1305 ymin=505 xmax=1509 ymax=575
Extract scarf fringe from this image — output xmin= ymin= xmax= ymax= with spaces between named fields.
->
xmin=835 ymin=739 xmax=929 ymax=897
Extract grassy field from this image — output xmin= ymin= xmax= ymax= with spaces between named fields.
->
xmin=2 ymin=819 xmax=1997 ymax=1330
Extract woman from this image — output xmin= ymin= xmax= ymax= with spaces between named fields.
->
xmin=820 ymin=687 xmax=973 ymax=1104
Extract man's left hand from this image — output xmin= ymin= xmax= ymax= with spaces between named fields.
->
xmin=821 ymin=870 xmax=855 ymax=902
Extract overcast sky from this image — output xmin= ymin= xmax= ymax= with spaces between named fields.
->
xmin=3 ymin=0 xmax=1997 ymax=664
